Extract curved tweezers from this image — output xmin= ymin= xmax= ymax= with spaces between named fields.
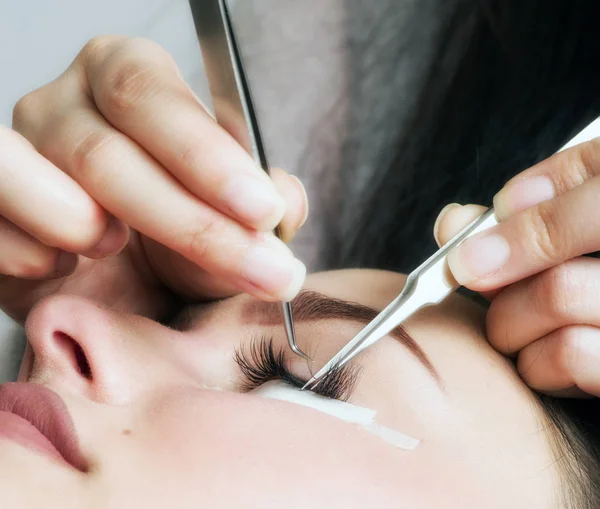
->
xmin=189 ymin=0 xmax=311 ymax=362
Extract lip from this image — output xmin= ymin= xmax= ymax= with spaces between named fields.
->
xmin=0 ymin=383 xmax=88 ymax=472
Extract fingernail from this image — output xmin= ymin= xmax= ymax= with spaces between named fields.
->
xmin=433 ymin=203 xmax=461 ymax=246
xmin=55 ymin=251 xmax=78 ymax=278
xmin=290 ymin=175 xmax=309 ymax=229
xmin=447 ymin=232 xmax=510 ymax=285
xmin=222 ymin=176 xmax=286 ymax=231
xmin=493 ymin=176 xmax=555 ymax=220
xmin=242 ymin=243 xmax=306 ymax=301
xmin=260 ymin=232 xmax=293 ymax=256
xmin=88 ymin=216 xmax=128 ymax=257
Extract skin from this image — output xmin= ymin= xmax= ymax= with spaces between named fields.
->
xmin=437 ymin=198 xmax=600 ymax=398
xmin=4 ymin=36 xmax=308 ymax=311
xmin=1 ymin=270 xmax=557 ymax=508
xmin=0 ymin=30 xmax=596 ymax=508
xmin=3 ymin=33 xmax=600 ymax=400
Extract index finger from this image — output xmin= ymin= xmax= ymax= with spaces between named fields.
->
xmin=79 ymin=37 xmax=286 ymax=232
xmin=447 ymin=141 xmax=600 ymax=291
xmin=493 ymin=138 xmax=600 ymax=221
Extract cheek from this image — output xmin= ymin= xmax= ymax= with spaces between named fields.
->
xmin=350 ymin=340 xmax=450 ymax=438
xmin=135 ymin=389 xmax=428 ymax=507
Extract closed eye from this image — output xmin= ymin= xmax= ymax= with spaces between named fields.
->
xmin=234 ymin=335 xmax=361 ymax=401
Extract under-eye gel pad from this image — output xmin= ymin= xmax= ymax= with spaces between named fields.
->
xmin=252 ymin=381 xmax=420 ymax=450
xmin=200 ymin=384 xmax=224 ymax=391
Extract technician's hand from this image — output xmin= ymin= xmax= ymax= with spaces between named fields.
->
xmin=0 ymin=36 xmax=308 ymax=323
xmin=434 ymin=139 xmax=600 ymax=398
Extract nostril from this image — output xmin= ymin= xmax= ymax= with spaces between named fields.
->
xmin=74 ymin=343 xmax=92 ymax=380
xmin=53 ymin=332 xmax=93 ymax=380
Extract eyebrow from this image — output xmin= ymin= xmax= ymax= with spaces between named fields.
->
xmin=241 ymin=290 xmax=440 ymax=381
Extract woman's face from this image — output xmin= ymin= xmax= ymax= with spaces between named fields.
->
xmin=1 ymin=270 xmax=557 ymax=508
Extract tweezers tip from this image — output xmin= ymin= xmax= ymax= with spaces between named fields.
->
xmin=301 ymin=375 xmax=323 ymax=392
xmin=296 ymin=350 xmax=313 ymax=363
xmin=282 ymin=303 xmax=312 ymax=362
xmin=288 ymin=332 xmax=312 ymax=362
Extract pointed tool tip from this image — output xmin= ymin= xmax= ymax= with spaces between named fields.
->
xmin=302 ymin=375 xmax=324 ymax=392
xmin=289 ymin=341 xmax=313 ymax=363
xmin=297 ymin=351 xmax=313 ymax=363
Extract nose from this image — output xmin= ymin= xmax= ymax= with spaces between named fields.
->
xmin=23 ymin=294 xmax=160 ymax=405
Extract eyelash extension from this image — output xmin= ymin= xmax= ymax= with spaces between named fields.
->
xmin=234 ymin=335 xmax=361 ymax=402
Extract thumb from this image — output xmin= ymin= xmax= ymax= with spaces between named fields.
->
xmin=433 ymin=203 xmax=501 ymax=300
xmin=270 ymin=168 xmax=309 ymax=243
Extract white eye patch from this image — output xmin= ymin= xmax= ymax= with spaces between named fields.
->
xmin=252 ymin=380 xmax=420 ymax=450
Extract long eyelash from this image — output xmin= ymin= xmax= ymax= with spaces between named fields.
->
xmin=235 ymin=335 xmax=303 ymax=389
xmin=234 ymin=335 xmax=361 ymax=402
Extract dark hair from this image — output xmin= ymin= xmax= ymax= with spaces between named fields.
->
xmin=541 ymin=396 xmax=600 ymax=507
xmin=322 ymin=1 xmax=600 ymax=506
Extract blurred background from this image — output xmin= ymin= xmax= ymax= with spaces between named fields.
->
xmin=0 ymin=0 xmax=213 ymax=126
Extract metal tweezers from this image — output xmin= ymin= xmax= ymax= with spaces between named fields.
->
xmin=302 ymin=110 xmax=594 ymax=389
xmin=304 ymin=208 xmax=499 ymax=389
xmin=189 ymin=0 xmax=311 ymax=361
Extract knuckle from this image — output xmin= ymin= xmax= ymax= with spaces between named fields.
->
xmin=124 ymin=38 xmax=179 ymax=75
xmin=176 ymin=138 xmax=205 ymax=171
xmin=12 ymin=92 xmax=39 ymax=129
xmin=126 ymin=37 xmax=174 ymax=62
xmin=101 ymin=59 xmax=159 ymax=116
xmin=182 ymin=216 xmax=223 ymax=263
xmin=80 ymin=36 xmax=120 ymax=62
xmin=550 ymin=327 xmax=581 ymax=379
xmin=486 ymin=300 xmax=515 ymax=353
xmin=548 ymin=139 xmax=600 ymax=194
xmin=70 ymin=129 xmax=119 ymax=181
xmin=534 ymin=264 xmax=578 ymax=322
xmin=525 ymin=202 xmax=569 ymax=266
xmin=572 ymin=138 xmax=600 ymax=184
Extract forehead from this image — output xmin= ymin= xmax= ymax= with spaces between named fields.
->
xmin=302 ymin=269 xmax=409 ymax=309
